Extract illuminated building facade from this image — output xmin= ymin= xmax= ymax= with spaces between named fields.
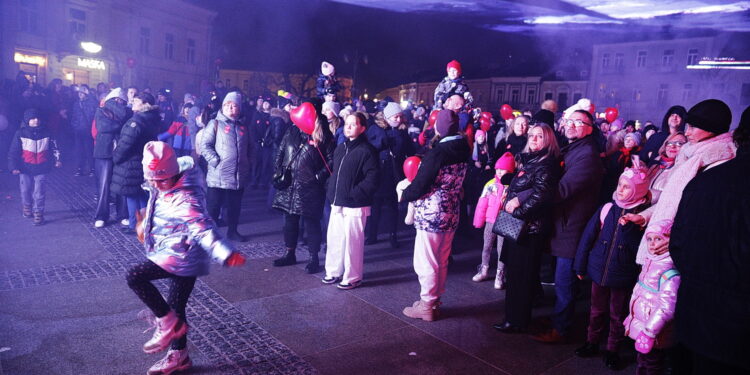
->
xmin=0 ymin=0 xmax=215 ymax=98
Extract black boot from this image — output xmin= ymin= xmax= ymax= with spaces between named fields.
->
xmin=305 ymin=252 xmax=320 ymax=274
xmin=273 ymin=248 xmax=297 ymax=267
xmin=226 ymin=228 xmax=248 ymax=242
xmin=389 ymin=233 xmax=399 ymax=248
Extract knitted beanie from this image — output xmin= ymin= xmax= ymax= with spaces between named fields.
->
xmin=625 ymin=132 xmax=642 ymax=147
xmin=142 ymin=141 xmax=179 ymax=180
xmin=322 ymin=101 xmax=341 ymax=116
xmin=446 ymin=60 xmax=462 ymax=76
xmin=494 ymin=151 xmax=515 ymax=172
xmin=383 ymin=102 xmax=402 ymax=120
xmin=104 ymin=87 xmax=127 ymax=102
xmin=223 ymin=91 xmax=242 ymax=105
xmin=686 ymin=99 xmax=732 ymax=134
xmin=435 ymin=109 xmax=459 ymax=136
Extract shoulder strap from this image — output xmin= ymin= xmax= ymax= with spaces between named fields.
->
xmin=600 ymin=202 xmax=613 ymax=229
xmin=637 ymin=268 xmax=680 ymax=293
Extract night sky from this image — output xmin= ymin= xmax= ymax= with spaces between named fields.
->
xmin=191 ymin=0 xmax=750 ymax=94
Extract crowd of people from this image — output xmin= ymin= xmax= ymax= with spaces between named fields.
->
xmin=1 ymin=59 xmax=748 ymax=375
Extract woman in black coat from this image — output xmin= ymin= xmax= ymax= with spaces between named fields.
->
xmin=494 ymin=123 xmax=560 ymax=333
xmin=272 ymin=113 xmax=335 ymax=273
xmin=111 ymin=92 xmax=160 ymax=232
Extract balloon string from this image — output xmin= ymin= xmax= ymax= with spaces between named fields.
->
xmin=316 ymin=146 xmax=332 ymax=175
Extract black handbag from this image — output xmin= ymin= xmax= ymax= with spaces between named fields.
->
xmin=492 ymin=210 xmax=528 ymax=242
xmin=272 ymin=144 xmax=303 ymax=190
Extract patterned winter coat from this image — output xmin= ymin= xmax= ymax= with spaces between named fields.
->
xmin=402 ymin=135 xmax=470 ymax=233
xmin=432 ymin=76 xmax=473 ymax=110
xmin=199 ymin=111 xmax=250 ymax=190
xmin=7 ymin=122 xmax=60 ymax=175
xmin=472 ymin=177 xmax=505 ymax=228
xmin=624 ymin=252 xmax=680 ymax=349
xmin=142 ymin=167 xmax=234 ymax=277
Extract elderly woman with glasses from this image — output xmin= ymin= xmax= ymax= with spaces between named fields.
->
xmin=646 ymin=132 xmax=687 ymax=205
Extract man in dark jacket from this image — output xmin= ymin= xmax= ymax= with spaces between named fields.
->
xmin=670 ymin=106 xmax=749 ymax=374
xmin=111 ymin=92 xmax=160 ymax=233
xmin=71 ymin=86 xmax=98 ymax=176
xmin=323 ymin=112 xmax=379 ymax=290
xmin=639 ymin=105 xmax=686 ymax=165
xmin=93 ymin=88 xmax=132 ymax=228
xmin=534 ymin=109 xmax=605 ymax=343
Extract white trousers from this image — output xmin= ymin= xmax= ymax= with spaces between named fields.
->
xmin=325 ymin=205 xmax=370 ymax=284
xmin=413 ymin=229 xmax=455 ymax=303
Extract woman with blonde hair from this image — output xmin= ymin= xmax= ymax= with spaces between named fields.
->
xmin=494 ymin=123 xmax=561 ymax=333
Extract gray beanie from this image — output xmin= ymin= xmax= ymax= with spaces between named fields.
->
xmin=223 ymin=91 xmax=242 ymax=105
xmin=625 ymin=132 xmax=642 ymax=147
xmin=322 ymin=101 xmax=341 ymax=116
xmin=383 ymin=102 xmax=402 ymax=119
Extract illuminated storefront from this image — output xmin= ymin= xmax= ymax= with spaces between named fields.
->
xmin=57 ymin=55 xmax=109 ymax=86
xmin=13 ymin=50 xmax=47 ymax=84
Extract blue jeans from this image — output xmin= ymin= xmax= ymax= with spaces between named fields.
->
xmin=126 ymin=193 xmax=148 ymax=229
xmin=553 ymin=256 xmax=577 ymax=335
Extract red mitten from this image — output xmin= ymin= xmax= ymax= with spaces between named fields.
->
xmin=635 ymin=332 xmax=655 ymax=354
xmin=225 ymin=253 xmax=246 ymax=267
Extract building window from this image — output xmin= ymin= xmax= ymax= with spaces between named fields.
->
xmin=526 ymin=89 xmax=536 ymax=104
xmin=633 ymin=89 xmax=642 ymax=102
xmin=602 ymin=53 xmax=610 ymax=68
xmin=164 ymin=33 xmax=174 ymax=60
xmin=186 ymin=38 xmax=196 ymax=64
xmin=687 ymin=48 xmax=699 ymax=66
xmin=69 ymin=8 xmax=86 ymax=39
xmin=741 ymin=83 xmax=750 ymax=105
xmin=18 ymin=0 xmax=40 ymax=34
xmin=511 ymin=89 xmax=520 ymax=105
xmin=495 ymin=89 xmax=505 ymax=102
xmin=614 ymin=53 xmax=624 ymax=68
xmin=657 ymin=84 xmax=669 ymax=105
xmin=139 ymin=27 xmax=150 ymax=55
xmin=636 ymin=51 xmax=647 ymax=68
xmin=662 ymin=50 xmax=674 ymax=66
xmin=682 ymin=84 xmax=694 ymax=102
xmin=544 ymin=92 xmax=553 ymax=100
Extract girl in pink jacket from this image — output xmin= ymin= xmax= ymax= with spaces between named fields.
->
xmin=624 ymin=219 xmax=680 ymax=375
xmin=471 ymin=152 xmax=515 ymax=288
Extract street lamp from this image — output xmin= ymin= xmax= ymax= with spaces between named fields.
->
xmin=80 ymin=42 xmax=102 ymax=54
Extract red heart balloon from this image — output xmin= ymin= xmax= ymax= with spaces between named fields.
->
xmin=479 ymin=117 xmax=491 ymax=132
xmin=605 ymin=107 xmax=619 ymax=123
xmin=480 ymin=111 xmax=493 ymax=122
xmin=290 ymin=102 xmax=317 ymax=135
xmin=403 ymin=156 xmax=422 ymax=182
xmin=500 ymin=104 xmax=514 ymax=120
xmin=427 ymin=110 xmax=440 ymax=128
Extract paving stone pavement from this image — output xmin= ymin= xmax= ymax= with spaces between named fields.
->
xmin=0 ymin=167 xmax=638 ymax=375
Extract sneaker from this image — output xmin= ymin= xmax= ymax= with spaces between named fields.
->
xmin=32 ymin=212 xmax=44 ymax=226
xmin=402 ymin=300 xmax=436 ymax=322
xmin=494 ymin=267 xmax=506 ymax=290
xmin=336 ymin=280 xmax=361 ymax=290
xmin=147 ymin=349 xmax=192 ymax=375
xmin=322 ymin=276 xmax=341 ymax=284
xmin=120 ymin=219 xmax=130 ymax=226
xmin=22 ymin=206 xmax=32 ymax=218
xmin=143 ymin=311 xmax=188 ymax=354
xmin=471 ymin=265 xmax=490 ymax=282
xmin=94 ymin=220 xmax=105 ymax=228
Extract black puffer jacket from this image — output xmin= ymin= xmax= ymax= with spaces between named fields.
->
xmin=504 ymin=149 xmax=560 ymax=235
xmin=93 ymin=98 xmax=132 ymax=159
xmin=272 ymin=124 xmax=335 ymax=218
xmin=111 ymin=105 xmax=160 ymax=196
xmin=326 ymin=135 xmax=379 ymax=207
xmin=639 ymin=105 xmax=687 ymax=164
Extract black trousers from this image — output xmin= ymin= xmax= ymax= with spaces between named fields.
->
xmin=206 ymin=187 xmax=244 ymax=233
xmin=283 ymin=213 xmax=322 ymax=254
xmin=503 ymin=234 xmax=544 ymax=328
xmin=73 ymin=130 xmax=93 ymax=171
xmin=126 ymin=260 xmax=196 ymax=350
xmin=366 ymin=194 xmax=398 ymax=241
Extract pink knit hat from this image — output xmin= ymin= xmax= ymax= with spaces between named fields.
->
xmin=645 ymin=219 xmax=672 ymax=239
xmin=475 ymin=129 xmax=486 ymax=140
xmin=494 ymin=151 xmax=515 ymax=172
xmin=142 ymin=141 xmax=179 ymax=180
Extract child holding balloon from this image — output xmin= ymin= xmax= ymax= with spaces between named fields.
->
xmin=471 ymin=152 xmax=515 ymax=288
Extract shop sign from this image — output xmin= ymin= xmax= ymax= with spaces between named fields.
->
xmin=14 ymin=52 xmax=46 ymax=66
xmin=77 ymin=57 xmax=106 ymax=70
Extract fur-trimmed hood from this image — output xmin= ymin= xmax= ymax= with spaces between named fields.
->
xmin=134 ymin=103 xmax=161 ymax=113
xmin=270 ymin=107 xmax=289 ymax=123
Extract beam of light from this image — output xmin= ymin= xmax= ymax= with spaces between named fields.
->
xmin=524 ymin=14 xmax=624 ymax=24
xmin=579 ymin=0 xmax=750 ymax=19
xmin=698 ymin=60 xmax=750 ymax=65
xmin=687 ymin=65 xmax=750 ymax=70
